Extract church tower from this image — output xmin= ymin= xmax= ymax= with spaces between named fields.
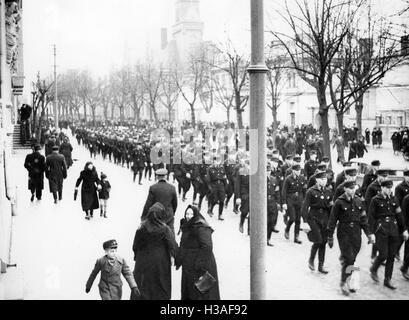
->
xmin=171 ymin=0 xmax=204 ymax=66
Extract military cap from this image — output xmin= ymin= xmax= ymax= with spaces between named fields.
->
xmin=34 ymin=144 xmax=42 ymax=151
xmin=377 ymin=169 xmax=389 ymax=177
xmin=271 ymin=157 xmax=280 ymax=163
xmin=52 ymin=145 xmax=59 ymax=151
xmin=315 ymin=172 xmax=327 ymax=179
xmin=156 ymin=168 xmax=168 ymax=176
xmin=345 ymin=168 xmax=357 ymax=176
xmin=381 ymin=180 xmax=393 ymax=188
xmin=343 ymin=181 xmax=356 ymax=189
xmin=292 ymin=164 xmax=301 ymax=171
xmin=322 ymin=156 xmax=330 ymax=162
xmin=404 ymin=169 xmax=409 ymax=177
xmin=103 ymin=240 xmax=118 ymax=250
xmin=371 ymin=160 xmax=381 ymax=167
xmin=286 ymin=155 xmax=294 ymax=160
xmin=309 ymin=150 xmax=317 ymax=155
xmin=342 ymin=162 xmax=352 ymax=167
xmin=293 ymin=156 xmax=302 ymax=163
xmin=317 ymin=164 xmax=327 ymax=171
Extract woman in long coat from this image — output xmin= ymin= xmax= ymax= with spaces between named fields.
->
xmin=372 ymin=128 xmax=378 ymax=148
xmin=75 ymin=162 xmax=101 ymax=219
xmin=131 ymin=202 xmax=178 ymax=300
xmin=176 ymin=205 xmax=220 ymax=300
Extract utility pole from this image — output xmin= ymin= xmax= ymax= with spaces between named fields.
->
xmin=248 ymin=0 xmax=268 ymax=300
xmin=53 ymin=44 xmax=59 ymax=129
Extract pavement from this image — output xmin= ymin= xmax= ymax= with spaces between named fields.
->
xmin=8 ymin=136 xmax=409 ymax=300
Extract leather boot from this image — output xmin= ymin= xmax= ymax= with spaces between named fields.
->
xmin=340 ymin=282 xmax=350 ymax=296
xmin=318 ymin=264 xmax=329 ymax=274
xmin=384 ymin=278 xmax=397 ymax=290
xmin=369 ymin=265 xmax=379 ymax=283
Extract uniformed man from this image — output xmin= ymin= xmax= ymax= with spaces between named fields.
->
xmin=281 ymin=155 xmax=293 ymax=180
xmin=285 ymin=155 xmax=304 ymax=177
xmin=302 ymin=172 xmax=333 ymax=274
xmin=24 ymin=144 xmax=46 ymax=202
xmin=327 ymin=181 xmax=373 ymax=295
xmin=131 ymin=142 xmax=147 ymax=185
xmin=368 ymin=179 xmax=409 ymax=289
xmin=235 ymin=159 xmax=250 ymax=234
xmin=335 ymin=162 xmax=352 ymax=189
xmin=333 ymin=168 xmax=358 ymax=201
xmin=304 ymin=150 xmax=319 ymax=180
xmin=267 ymin=162 xmax=282 ymax=246
xmin=361 ymin=160 xmax=380 ymax=196
xmin=394 ymin=169 xmax=409 ymax=207
xmin=282 ymin=164 xmax=307 ymax=244
xmin=143 ymin=140 xmax=153 ymax=181
xmin=365 ymin=169 xmax=389 ymax=210
xmin=307 ymin=163 xmax=327 ymax=189
xmin=207 ymin=155 xmax=228 ymax=221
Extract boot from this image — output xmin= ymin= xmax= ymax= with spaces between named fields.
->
xmin=31 ymin=194 xmax=35 ymax=202
xmin=318 ymin=264 xmax=329 ymax=274
xmin=369 ymin=265 xmax=379 ymax=283
xmin=239 ymin=223 xmax=244 ymax=233
xmin=218 ymin=204 xmax=224 ymax=221
xmin=294 ymin=235 xmax=302 ymax=244
xmin=308 ymin=246 xmax=318 ymax=271
xmin=400 ymin=267 xmax=409 ymax=280
xmin=100 ymin=210 xmax=104 ymax=217
xmin=384 ymin=278 xmax=397 ymax=290
xmin=340 ymin=281 xmax=350 ymax=296
xmin=284 ymin=230 xmax=290 ymax=240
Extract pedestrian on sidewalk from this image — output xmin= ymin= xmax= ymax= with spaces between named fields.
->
xmin=132 ymin=202 xmax=178 ymax=300
xmin=175 ymin=205 xmax=220 ymax=300
xmin=99 ymin=172 xmax=111 ymax=218
xmin=24 ymin=144 xmax=46 ymax=202
xmin=45 ymin=145 xmax=67 ymax=204
xmin=86 ymin=240 xmax=140 ymax=300
xmin=75 ymin=162 xmax=101 ymax=220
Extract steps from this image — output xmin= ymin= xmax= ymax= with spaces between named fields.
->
xmin=12 ymin=124 xmax=31 ymax=150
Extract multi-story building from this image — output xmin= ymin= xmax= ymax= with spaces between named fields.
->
xmin=0 ymin=0 xmax=24 ymax=300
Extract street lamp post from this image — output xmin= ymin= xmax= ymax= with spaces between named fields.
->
xmin=247 ymin=0 xmax=268 ymax=300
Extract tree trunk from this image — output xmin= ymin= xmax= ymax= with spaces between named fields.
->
xmin=168 ymin=108 xmax=172 ymax=122
xmin=150 ymin=103 xmax=159 ymax=125
xmin=111 ymin=104 xmax=115 ymax=120
xmin=103 ymin=104 xmax=108 ymax=121
xmin=190 ymin=104 xmax=196 ymax=127
xmin=119 ymin=106 xmax=125 ymax=125
xmin=226 ymin=108 xmax=230 ymax=123
xmin=235 ymin=94 xmax=244 ymax=129
xmin=317 ymin=86 xmax=331 ymax=167
xmin=336 ymin=112 xmax=344 ymax=137
xmin=83 ymin=100 xmax=87 ymax=123
xmin=355 ymin=95 xmax=364 ymax=138
xmin=272 ymin=105 xmax=278 ymax=148
xmin=91 ymin=107 xmax=96 ymax=126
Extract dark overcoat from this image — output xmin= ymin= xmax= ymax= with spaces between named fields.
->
xmin=176 ymin=221 xmax=220 ymax=300
xmin=59 ymin=142 xmax=73 ymax=168
xmin=76 ymin=169 xmax=100 ymax=211
xmin=45 ymin=152 xmax=67 ymax=193
xmin=24 ymin=151 xmax=46 ymax=190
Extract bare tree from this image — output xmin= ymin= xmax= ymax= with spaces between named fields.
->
xmin=77 ymin=70 xmax=94 ymax=123
xmin=213 ymin=76 xmax=234 ymax=123
xmin=159 ymin=67 xmax=179 ymax=121
xmin=128 ymin=64 xmax=146 ymax=124
xmin=85 ymin=78 xmax=103 ymax=126
xmin=110 ymin=67 xmax=131 ymax=125
xmin=271 ymin=0 xmax=363 ymax=160
xmin=141 ymin=62 xmax=163 ymax=125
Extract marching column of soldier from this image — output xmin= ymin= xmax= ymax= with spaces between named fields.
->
xmin=22 ymin=120 xmax=409 ymax=299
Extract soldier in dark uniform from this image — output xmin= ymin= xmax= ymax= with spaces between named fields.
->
xmin=361 ymin=160 xmax=380 ymax=196
xmin=280 ymin=155 xmax=293 ymax=181
xmin=45 ymin=145 xmax=68 ymax=204
xmin=327 ymin=181 xmax=372 ymax=295
xmin=282 ymin=164 xmax=307 ymax=244
xmin=394 ymin=170 xmax=409 ymax=261
xmin=179 ymin=152 xmax=194 ymax=202
xmin=285 ymin=155 xmax=304 ymax=177
xmin=267 ymin=162 xmax=282 ymax=246
xmin=141 ymin=169 xmax=178 ymax=234
xmin=131 ymin=143 xmax=147 ymax=185
xmin=224 ymin=154 xmax=238 ymax=211
xmin=235 ymin=160 xmax=250 ymax=234
xmin=400 ymin=194 xmax=409 ymax=280
xmin=333 ymin=168 xmax=358 ymax=201
xmin=304 ymin=150 xmax=319 ymax=180
xmin=302 ymin=172 xmax=333 ymax=274
xmin=24 ymin=144 xmax=46 ymax=201
xmin=207 ymin=155 xmax=228 ymax=221
xmin=368 ymin=180 xmax=409 ymax=289
xmin=307 ymin=164 xmax=327 ymax=189
xmin=143 ymin=140 xmax=153 ymax=181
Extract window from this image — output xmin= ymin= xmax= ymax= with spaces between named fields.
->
xmin=387 ymin=116 xmax=392 ymax=125
xmin=398 ymin=116 xmax=403 ymax=126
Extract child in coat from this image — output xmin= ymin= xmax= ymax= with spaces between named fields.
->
xmin=99 ymin=172 xmax=111 ymax=218
xmin=86 ymin=240 xmax=140 ymax=300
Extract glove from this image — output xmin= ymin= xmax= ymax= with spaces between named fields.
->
xmin=132 ymin=287 xmax=141 ymax=298
xmin=368 ymin=234 xmax=376 ymax=244
xmin=282 ymin=204 xmax=288 ymax=211
xmin=85 ymin=287 xmax=90 ymax=294
xmin=74 ymin=189 xmax=78 ymax=201
xmin=327 ymin=237 xmax=334 ymax=249
xmin=236 ymin=198 xmax=242 ymax=206
xmin=403 ymin=230 xmax=409 ymax=242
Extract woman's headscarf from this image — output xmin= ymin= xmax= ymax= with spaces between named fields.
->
xmin=143 ymin=202 xmax=167 ymax=233
xmin=180 ymin=205 xmax=212 ymax=233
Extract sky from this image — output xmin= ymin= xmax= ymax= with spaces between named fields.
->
xmin=22 ymin=0 xmax=407 ymax=94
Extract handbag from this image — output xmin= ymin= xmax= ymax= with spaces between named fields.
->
xmin=194 ymin=271 xmax=217 ymax=294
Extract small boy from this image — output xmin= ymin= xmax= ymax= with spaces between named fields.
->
xmin=99 ymin=173 xmax=111 ymax=218
xmin=85 ymin=240 xmax=140 ymax=300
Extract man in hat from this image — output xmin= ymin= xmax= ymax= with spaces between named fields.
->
xmin=285 ymin=155 xmax=303 ymax=177
xmin=335 ymin=162 xmax=352 ymax=189
xmin=86 ymin=240 xmax=139 ymax=300
xmin=302 ymin=172 xmax=333 ymax=273
xmin=141 ymin=168 xmax=178 ymax=234
xmin=307 ymin=163 xmax=327 ymax=189
xmin=235 ymin=157 xmax=250 ymax=233
xmin=304 ymin=150 xmax=319 ymax=180
xmin=280 ymin=155 xmax=293 ymax=181
xmin=267 ymin=162 xmax=282 ymax=246
xmin=131 ymin=142 xmax=147 ymax=185
xmin=368 ymin=180 xmax=409 ymax=289
xmin=207 ymin=153 xmax=228 ymax=221
xmin=45 ymin=145 xmax=67 ymax=204
xmin=365 ymin=169 xmax=389 ymax=211
xmin=328 ymin=181 xmax=372 ymax=295
xmin=282 ymin=164 xmax=307 ymax=244
xmin=24 ymin=144 xmax=46 ymax=202
xmin=361 ymin=160 xmax=380 ymax=196
xmin=333 ymin=168 xmax=358 ymax=201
